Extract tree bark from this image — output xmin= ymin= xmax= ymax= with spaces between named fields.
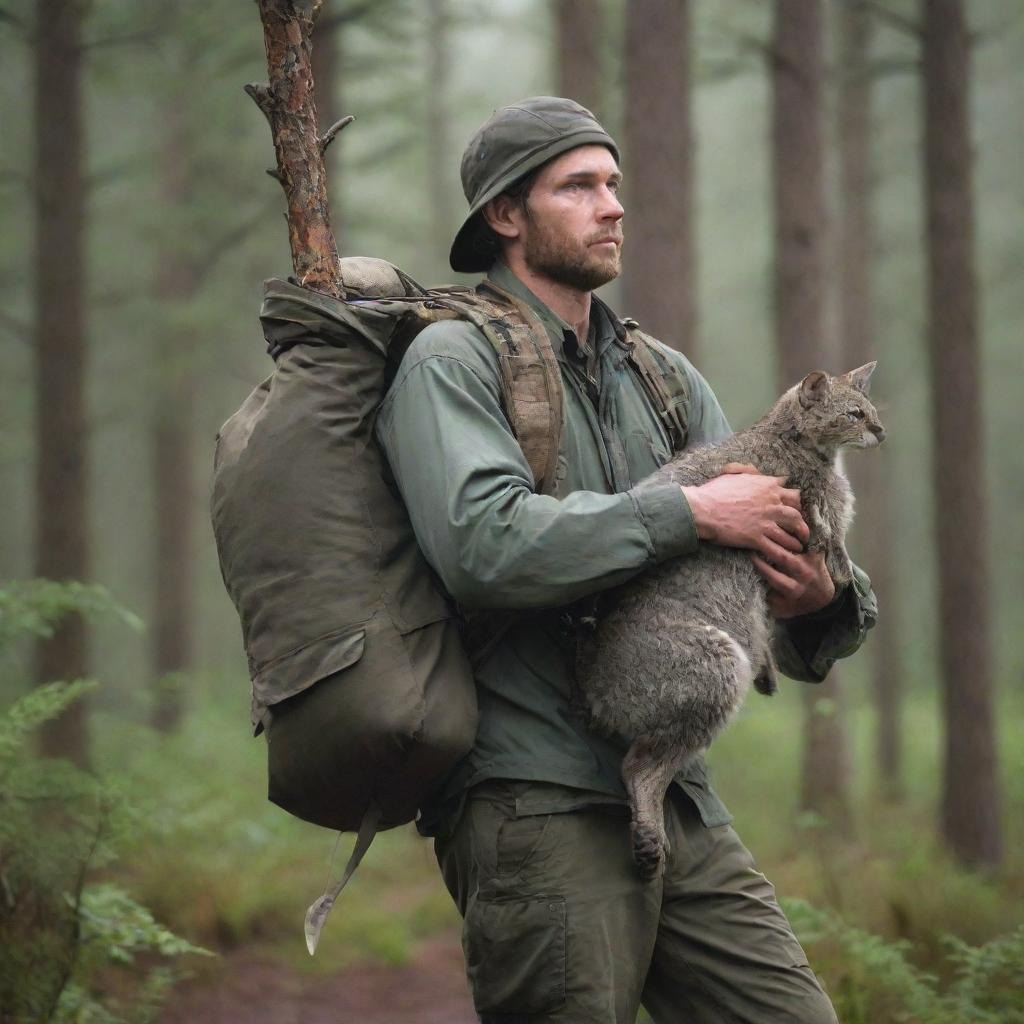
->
xmin=554 ymin=0 xmax=602 ymax=117
xmin=151 ymin=95 xmax=199 ymax=734
xmin=771 ymin=0 xmax=852 ymax=834
xmin=622 ymin=0 xmax=696 ymax=357
xmin=248 ymin=0 xmax=345 ymax=296
xmin=312 ymin=1 xmax=344 ymax=251
xmin=836 ymin=0 xmax=904 ymax=799
xmin=33 ymin=0 xmax=90 ymax=767
xmin=921 ymin=0 xmax=1001 ymax=868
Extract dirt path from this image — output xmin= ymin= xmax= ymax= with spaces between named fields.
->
xmin=161 ymin=930 xmax=477 ymax=1024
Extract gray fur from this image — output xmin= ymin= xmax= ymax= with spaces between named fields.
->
xmin=576 ymin=363 xmax=885 ymax=880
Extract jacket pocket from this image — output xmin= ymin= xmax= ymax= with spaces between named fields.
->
xmin=465 ymin=895 xmax=567 ymax=1016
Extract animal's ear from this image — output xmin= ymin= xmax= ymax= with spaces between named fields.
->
xmin=842 ymin=361 xmax=877 ymax=395
xmin=799 ymin=370 xmax=831 ymax=409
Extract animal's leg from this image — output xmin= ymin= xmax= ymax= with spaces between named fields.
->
xmin=824 ymin=539 xmax=853 ymax=588
xmin=622 ymin=741 xmax=688 ymax=882
xmin=754 ymin=649 xmax=778 ymax=696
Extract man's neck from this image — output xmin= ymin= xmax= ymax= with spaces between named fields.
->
xmin=503 ymin=254 xmax=592 ymax=341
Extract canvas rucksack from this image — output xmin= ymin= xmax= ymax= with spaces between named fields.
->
xmin=210 ymin=257 xmax=689 ymax=950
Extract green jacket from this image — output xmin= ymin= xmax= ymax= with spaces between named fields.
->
xmin=376 ymin=262 xmax=876 ymax=833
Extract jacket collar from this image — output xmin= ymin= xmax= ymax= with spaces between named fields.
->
xmin=486 ymin=261 xmax=622 ymax=362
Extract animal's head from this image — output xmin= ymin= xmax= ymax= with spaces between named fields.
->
xmin=777 ymin=362 xmax=886 ymax=454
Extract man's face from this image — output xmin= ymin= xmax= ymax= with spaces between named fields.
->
xmin=514 ymin=145 xmax=625 ymax=292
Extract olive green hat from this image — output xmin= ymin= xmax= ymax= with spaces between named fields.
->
xmin=450 ymin=96 xmax=620 ymax=273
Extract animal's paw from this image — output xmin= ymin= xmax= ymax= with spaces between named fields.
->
xmin=631 ymin=820 xmax=668 ymax=882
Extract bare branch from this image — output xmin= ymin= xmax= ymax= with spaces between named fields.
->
xmin=0 ymin=309 xmax=30 ymax=342
xmin=317 ymin=0 xmax=379 ymax=32
xmin=82 ymin=29 xmax=160 ymax=51
xmin=319 ymin=113 xmax=355 ymax=155
xmin=250 ymin=0 xmax=343 ymax=297
xmin=0 ymin=6 xmax=28 ymax=32
xmin=244 ymin=82 xmax=276 ymax=127
xmin=868 ymin=56 xmax=919 ymax=77
xmin=856 ymin=0 xmax=922 ymax=40
xmin=194 ymin=202 xmax=280 ymax=279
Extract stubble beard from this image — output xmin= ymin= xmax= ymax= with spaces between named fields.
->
xmin=522 ymin=215 xmax=622 ymax=293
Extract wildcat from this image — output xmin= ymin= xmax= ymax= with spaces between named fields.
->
xmin=576 ymin=363 xmax=885 ymax=880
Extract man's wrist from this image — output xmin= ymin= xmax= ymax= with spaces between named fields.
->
xmin=680 ymin=485 xmax=713 ymax=541
xmin=631 ymin=482 xmax=700 ymax=560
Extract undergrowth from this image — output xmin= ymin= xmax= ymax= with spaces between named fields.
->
xmin=0 ymin=581 xmax=209 ymax=1023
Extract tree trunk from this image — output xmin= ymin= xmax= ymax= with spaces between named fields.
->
xmin=921 ymin=0 xmax=1001 ymax=869
xmin=151 ymin=96 xmax=199 ymax=735
xmin=836 ymin=0 xmax=904 ymax=799
xmin=312 ymin=2 xmax=344 ymax=251
xmin=33 ymin=0 xmax=90 ymax=767
xmin=248 ymin=0 xmax=345 ymax=296
xmin=554 ymin=0 xmax=602 ymax=117
xmin=622 ymin=0 xmax=696 ymax=357
xmin=771 ymin=0 xmax=852 ymax=834
xmin=426 ymin=0 xmax=454 ymax=268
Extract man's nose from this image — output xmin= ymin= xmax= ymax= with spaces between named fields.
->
xmin=599 ymin=186 xmax=624 ymax=220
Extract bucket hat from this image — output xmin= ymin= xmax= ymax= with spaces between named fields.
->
xmin=450 ymin=96 xmax=619 ymax=273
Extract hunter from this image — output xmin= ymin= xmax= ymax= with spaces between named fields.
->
xmin=377 ymin=96 xmax=873 ymax=1024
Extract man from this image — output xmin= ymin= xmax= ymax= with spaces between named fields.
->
xmin=377 ymin=97 xmax=874 ymax=1024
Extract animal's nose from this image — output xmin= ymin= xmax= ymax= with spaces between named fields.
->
xmin=871 ymin=424 xmax=886 ymax=443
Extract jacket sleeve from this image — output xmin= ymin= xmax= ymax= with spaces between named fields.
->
xmin=773 ymin=563 xmax=878 ymax=682
xmin=376 ymin=341 xmax=699 ymax=610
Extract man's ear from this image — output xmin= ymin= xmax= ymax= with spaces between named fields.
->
xmin=799 ymin=370 xmax=831 ymax=409
xmin=481 ymin=194 xmax=523 ymax=241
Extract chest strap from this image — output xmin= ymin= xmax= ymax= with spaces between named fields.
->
xmin=618 ymin=315 xmax=690 ymax=454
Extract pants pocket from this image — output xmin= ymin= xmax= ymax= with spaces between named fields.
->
xmin=496 ymin=813 xmax=552 ymax=876
xmin=465 ymin=895 xmax=567 ymax=1015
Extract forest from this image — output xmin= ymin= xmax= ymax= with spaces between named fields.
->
xmin=1 ymin=0 xmax=1022 ymax=1021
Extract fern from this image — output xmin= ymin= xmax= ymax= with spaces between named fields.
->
xmin=0 ymin=579 xmax=143 ymax=651
xmin=0 ymin=679 xmax=99 ymax=766
xmin=0 ymin=628 xmax=207 ymax=1023
xmin=783 ymin=897 xmax=1024 ymax=1023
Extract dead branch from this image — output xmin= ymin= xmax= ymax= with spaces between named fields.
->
xmin=319 ymin=113 xmax=355 ymax=155
xmin=0 ymin=308 xmax=31 ymax=342
xmin=855 ymin=0 xmax=922 ymax=40
xmin=248 ymin=0 xmax=346 ymax=298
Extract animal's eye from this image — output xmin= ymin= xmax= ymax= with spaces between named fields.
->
xmin=846 ymin=409 xmax=865 ymax=421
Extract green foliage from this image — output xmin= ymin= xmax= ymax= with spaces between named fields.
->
xmin=0 ymin=585 xmax=206 ymax=1023
xmin=784 ymin=898 xmax=1024 ymax=1024
xmin=0 ymin=579 xmax=143 ymax=651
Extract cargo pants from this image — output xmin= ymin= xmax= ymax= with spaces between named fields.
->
xmin=435 ymin=780 xmax=838 ymax=1024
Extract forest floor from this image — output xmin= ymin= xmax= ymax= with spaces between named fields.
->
xmin=160 ymin=928 xmax=477 ymax=1024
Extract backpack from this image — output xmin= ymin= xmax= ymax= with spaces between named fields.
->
xmin=210 ymin=257 xmax=689 ymax=951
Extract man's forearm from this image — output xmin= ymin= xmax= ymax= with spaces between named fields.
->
xmin=378 ymin=352 xmax=700 ymax=611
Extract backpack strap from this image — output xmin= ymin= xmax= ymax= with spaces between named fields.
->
xmin=617 ymin=315 xmax=691 ymax=454
xmin=417 ymin=285 xmax=564 ymax=496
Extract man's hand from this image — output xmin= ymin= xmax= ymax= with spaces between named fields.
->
xmin=681 ymin=463 xmax=809 ymax=565
xmin=750 ymin=548 xmax=836 ymax=619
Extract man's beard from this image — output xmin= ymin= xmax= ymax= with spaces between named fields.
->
xmin=522 ymin=216 xmax=622 ymax=292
